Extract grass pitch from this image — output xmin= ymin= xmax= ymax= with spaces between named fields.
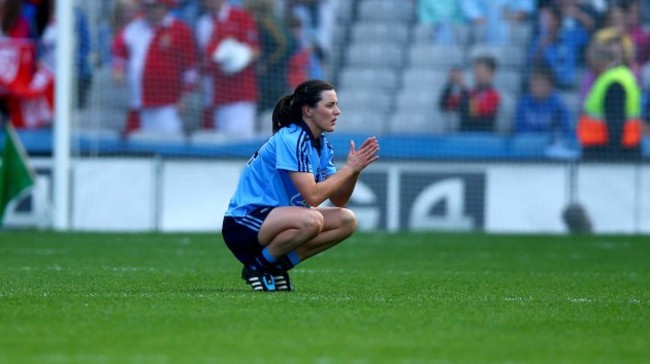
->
xmin=0 ymin=232 xmax=648 ymax=363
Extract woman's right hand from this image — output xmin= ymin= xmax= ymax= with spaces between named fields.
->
xmin=345 ymin=137 xmax=380 ymax=174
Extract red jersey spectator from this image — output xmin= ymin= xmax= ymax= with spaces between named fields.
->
xmin=1 ymin=0 xmax=35 ymax=128
xmin=113 ymin=0 xmax=198 ymax=135
xmin=286 ymin=15 xmax=310 ymax=90
xmin=0 ymin=0 xmax=30 ymax=38
xmin=196 ymin=0 xmax=260 ymax=137
xmin=440 ymin=56 xmax=501 ymax=132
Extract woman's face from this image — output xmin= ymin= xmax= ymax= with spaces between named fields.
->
xmin=305 ymin=90 xmax=340 ymax=134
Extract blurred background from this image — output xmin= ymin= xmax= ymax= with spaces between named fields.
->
xmin=1 ymin=0 xmax=649 ymax=233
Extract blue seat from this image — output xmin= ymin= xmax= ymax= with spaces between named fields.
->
xmin=440 ymin=133 xmax=510 ymax=158
xmin=510 ymin=133 xmax=549 ymax=157
xmin=7 ymin=129 xmax=53 ymax=154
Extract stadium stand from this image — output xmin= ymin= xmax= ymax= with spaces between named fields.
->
xmin=5 ymin=0 xmax=649 ymax=161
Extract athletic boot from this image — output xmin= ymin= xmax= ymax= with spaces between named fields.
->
xmin=271 ymin=269 xmax=293 ymax=292
xmin=241 ymin=266 xmax=277 ymax=292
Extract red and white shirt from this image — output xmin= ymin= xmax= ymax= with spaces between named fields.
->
xmin=113 ymin=14 xmax=198 ymax=108
xmin=197 ymin=5 xmax=259 ymax=106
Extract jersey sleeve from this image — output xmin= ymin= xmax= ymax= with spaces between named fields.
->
xmin=275 ymin=131 xmax=312 ymax=173
xmin=325 ymin=139 xmax=337 ymax=177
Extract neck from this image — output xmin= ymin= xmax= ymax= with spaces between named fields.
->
xmin=303 ymin=118 xmax=321 ymax=139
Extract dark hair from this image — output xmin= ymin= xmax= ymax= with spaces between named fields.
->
xmin=1 ymin=0 xmax=24 ymax=35
xmin=473 ymin=55 xmax=497 ymax=72
xmin=272 ymin=79 xmax=335 ymax=133
xmin=530 ymin=64 xmax=556 ymax=86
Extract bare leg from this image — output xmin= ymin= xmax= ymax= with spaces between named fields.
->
xmin=294 ymin=207 xmax=357 ymax=261
xmin=258 ymin=207 xmax=325 ymax=258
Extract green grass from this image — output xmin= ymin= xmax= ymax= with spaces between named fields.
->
xmin=0 ymin=232 xmax=648 ymax=364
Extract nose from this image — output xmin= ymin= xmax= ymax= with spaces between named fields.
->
xmin=334 ymin=105 xmax=341 ymax=116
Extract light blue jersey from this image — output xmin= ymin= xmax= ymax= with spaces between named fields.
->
xmin=225 ymin=122 xmax=337 ymax=218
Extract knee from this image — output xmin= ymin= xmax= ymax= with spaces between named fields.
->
xmin=301 ymin=211 xmax=325 ymax=235
xmin=340 ymin=208 xmax=358 ymax=235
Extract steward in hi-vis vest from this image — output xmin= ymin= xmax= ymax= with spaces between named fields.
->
xmin=578 ymin=29 xmax=645 ymax=160
xmin=578 ymin=66 xmax=642 ymax=155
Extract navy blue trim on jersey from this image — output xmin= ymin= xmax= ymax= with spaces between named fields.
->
xmin=225 ymin=121 xmax=337 ymax=218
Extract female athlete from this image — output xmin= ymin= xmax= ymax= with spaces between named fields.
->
xmin=222 ymin=79 xmax=380 ymax=291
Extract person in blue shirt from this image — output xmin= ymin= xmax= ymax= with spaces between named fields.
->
xmin=515 ymin=66 xmax=573 ymax=140
xmin=461 ymin=0 xmax=535 ymax=45
xmin=222 ymin=79 xmax=380 ymax=292
xmin=528 ymin=6 xmax=589 ymax=89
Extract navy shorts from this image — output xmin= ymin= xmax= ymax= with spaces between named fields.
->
xmin=222 ymin=207 xmax=275 ymax=264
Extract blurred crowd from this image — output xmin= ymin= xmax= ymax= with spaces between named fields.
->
xmin=0 ymin=0 xmax=334 ymax=137
xmin=425 ymin=0 xmax=650 ymax=159
xmin=0 ymin=0 xmax=90 ymax=129
xmin=1 ymin=0 xmax=648 ymax=159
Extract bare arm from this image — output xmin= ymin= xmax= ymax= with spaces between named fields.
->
xmin=328 ymin=171 xmax=359 ymax=207
xmin=289 ymin=137 xmax=379 ymax=207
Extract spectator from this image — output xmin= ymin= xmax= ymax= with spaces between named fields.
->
xmin=1 ymin=0 xmax=30 ymax=38
xmin=515 ymin=66 xmax=572 ymax=141
xmin=246 ymin=0 xmax=294 ymax=112
xmin=288 ymin=0 xmax=336 ymax=59
xmin=557 ymin=0 xmax=598 ymax=32
xmin=417 ymin=0 xmax=463 ymax=44
xmin=528 ymin=6 xmax=589 ymax=89
xmin=440 ymin=56 xmax=501 ymax=132
xmin=286 ymin=15 xmax=324 ymax=90
xmin=461 ymin=0 xmax=535 ymax=45
xmin=0 ymin=0 xmax=34 ymax=126
xmin=579 ymin=27 xmax=638 ymax=102
xmin=113 ymin=0 xmax=198 ymax=135
xmin=40 ymin=1 xmax=93 ymax=109
xmin=112 ymin=0 xmax=140 ymax=33
xmin=197 ymin=0 xmax=260 ymax=136
xmin=624 ymin=0 xmax=650 ymax=66
xmin=578 ymin=33 xmax=644 ymax=160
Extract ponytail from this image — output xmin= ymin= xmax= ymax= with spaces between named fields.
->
xmin=271 ymin=79 xmax=335 ymax=134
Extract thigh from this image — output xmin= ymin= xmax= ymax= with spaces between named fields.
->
xmin=258 ymin=206 xmax=323 ymax=245
xmin=314 ymin=206 xmax=356 ymax=231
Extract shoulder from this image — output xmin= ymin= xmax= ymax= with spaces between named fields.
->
xmin=276 ymin=125 xmax=310 ymax=147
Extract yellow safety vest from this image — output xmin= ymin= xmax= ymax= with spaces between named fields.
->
xmin=577 ymin=65 xmax=642 ymax=147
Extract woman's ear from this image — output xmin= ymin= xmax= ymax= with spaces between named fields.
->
xmin=302 ymin=104 xmax=312 ymax=118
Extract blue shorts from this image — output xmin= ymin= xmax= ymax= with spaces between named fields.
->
xmin=222 ymin=207 xmax=275 ymax=264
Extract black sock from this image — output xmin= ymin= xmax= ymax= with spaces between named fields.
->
xmin=247 ymin=247 xmax=277 ymax=272
xmin=274 ymin=251 xmax=301 ymax=272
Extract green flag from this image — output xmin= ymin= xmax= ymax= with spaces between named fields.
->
xmin=0 ymin=123 xmax=35 ymax=224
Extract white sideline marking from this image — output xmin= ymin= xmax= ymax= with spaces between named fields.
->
xmin=504 ymin=296 xmax=534 ymax=302
xmin=102 ymin=266 xmax=158 ymax=272
xmin=568 ymin=297 xmax=598 ymax=303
